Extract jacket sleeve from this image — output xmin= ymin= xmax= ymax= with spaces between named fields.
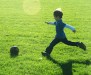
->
xmin=65 ymin=24 xmax=76 ymax=31
xmin=48 ymin=22 xmax=56 ymax=25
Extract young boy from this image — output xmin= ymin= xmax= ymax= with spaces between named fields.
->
xmin=42 ymin=8 xmax=86 ymax=56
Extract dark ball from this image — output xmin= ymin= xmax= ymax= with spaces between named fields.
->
xmin=10 ymin=46 xmax=19 ymax=57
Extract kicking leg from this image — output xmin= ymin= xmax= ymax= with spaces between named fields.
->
xmin=61 ymin=38 xmax=86 ymax=50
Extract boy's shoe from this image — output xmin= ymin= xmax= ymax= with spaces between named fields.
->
xmin=41 ymin=52 xmax=50 ymax=57
xmin=78 ymin=42 xmax=86 ymax=51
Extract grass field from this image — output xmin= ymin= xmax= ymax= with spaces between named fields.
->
xmin=0 ymin=0 xmax=91 ymax=75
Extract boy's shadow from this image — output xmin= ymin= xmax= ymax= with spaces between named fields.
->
xmin=46 ymin=56 xmax=90 ymax=75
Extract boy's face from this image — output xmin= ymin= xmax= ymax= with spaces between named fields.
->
xmin=54 ymin=16 xmax=61 ymax=21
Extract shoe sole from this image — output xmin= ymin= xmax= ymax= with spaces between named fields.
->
xmin=41 ymin=52 xmax=50 ymax=57
xmin=81 ymin=42 xmax=86 ymax=50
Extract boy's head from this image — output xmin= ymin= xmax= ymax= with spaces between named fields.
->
xmin=53 ymin=8 xmax=63 ymax=21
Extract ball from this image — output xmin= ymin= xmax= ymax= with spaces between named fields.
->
xmin=10 ymin=46 xmax=19 ymax=57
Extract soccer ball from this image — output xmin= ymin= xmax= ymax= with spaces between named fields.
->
xmin=10 ymin=46 xmax=19 ymax=57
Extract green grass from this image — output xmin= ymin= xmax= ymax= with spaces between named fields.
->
xmin=0 ymin=0 xmax=91 ymax=75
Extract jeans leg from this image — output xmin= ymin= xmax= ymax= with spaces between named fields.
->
xmin=61 ymin=38 xmax=79 ymax=46
xmin=45 ymin=38 xmax=60 ymax=54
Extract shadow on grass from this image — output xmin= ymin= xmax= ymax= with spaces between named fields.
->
xmin=46 ymin=56 xmax=90 ymax=75
xmin=10 ymin=54 xmax=18 ymax=58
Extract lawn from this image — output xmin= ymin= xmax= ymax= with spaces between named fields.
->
xmin=0 ymin=0 xmax=91 ymax=75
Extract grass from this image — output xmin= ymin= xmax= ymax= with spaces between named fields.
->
xmin=0 ymin=0 xmax=91 ymax=75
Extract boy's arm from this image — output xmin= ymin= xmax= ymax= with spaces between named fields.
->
xmin=65 ymin=24 xmax=76 ymax=33
xmin=45 ymin=22 xmax=56 ymax=25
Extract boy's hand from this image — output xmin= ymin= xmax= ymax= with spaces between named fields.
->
xmin=45 ymin=22 xmax=49 ymax=24
xmin=72 ymin=30 xmax=76 ymax=33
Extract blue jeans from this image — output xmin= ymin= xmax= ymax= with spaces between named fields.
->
xmin=45 ymin=38 xmax=79 ymax=54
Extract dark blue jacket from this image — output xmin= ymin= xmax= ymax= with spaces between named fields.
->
xmin=54 ymin=20 xmax=66 ymax=39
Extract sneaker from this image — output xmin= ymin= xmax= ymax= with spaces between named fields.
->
xmin=41 ymin=52 xmax=50 ymax=57
xmin=78 ymin=42 xmax=86 ymax=50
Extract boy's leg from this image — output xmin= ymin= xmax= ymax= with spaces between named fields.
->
xmin=44 ymin=38 xmax=60 ymax=55
xmin=61 ymin=38 xmax=78 ymax=46
xmin=61 ymin=38 xmax=86 ymax=50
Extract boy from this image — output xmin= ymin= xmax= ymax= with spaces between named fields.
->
xmin=42 ymin=8 xmax=86 ymax=56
